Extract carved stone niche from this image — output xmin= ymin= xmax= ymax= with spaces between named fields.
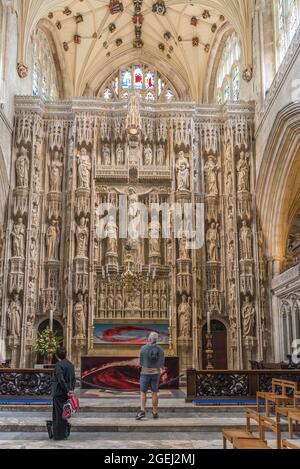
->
xmin=12 ymin=188 xmax=29 ymax=218
xmin=205 ymin=196 xmax=219 ymax=224
xmin=75 ymin=188 xmax=91 ymax=218
xmin=177 ymin=260 xmax=192 ymax=296
xmin=43 ymin=288 xmax=59 ymax=314
xmin=237 ymin=192 xmax=252 ymax=221
xmin=47 ymin=193 xmax=62 ymax=221
xmin=239 ymin=259 xmax=254 ymax=296
xmin=73 ymin=258 xmax=89 ymax=294
xmin=9 ymin=258 xmax=25 ymax=294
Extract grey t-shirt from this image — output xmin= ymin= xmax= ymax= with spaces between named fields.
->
xmin=140 ymin=344 xmax=165 ymax=375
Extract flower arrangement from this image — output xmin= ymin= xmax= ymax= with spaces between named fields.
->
xmin=33 ymin=327 xmax=63 ymax=358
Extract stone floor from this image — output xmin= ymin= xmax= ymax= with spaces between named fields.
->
xmin=0 ymin=394 xmax=296 ymax=449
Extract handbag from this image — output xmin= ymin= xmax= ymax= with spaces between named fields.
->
xmin=62 ymin=395 xmax=80 ymax=421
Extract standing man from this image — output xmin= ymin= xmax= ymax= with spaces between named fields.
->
xmin=51 ymin=347 xmax=76 ymax=441
xmin=136 ymin=332 xmax=165 ymax=420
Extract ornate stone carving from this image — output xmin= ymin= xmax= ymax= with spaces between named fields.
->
xmin=49 ymin=151 xmax=63 ymax=192
xmin=75 ymin=217 xmax=89 ymax=258
xmin=204 ymin=155 xmax=219 ymax=196
xmin=16 ymin=147 xmax=30 ymax=188
xmin=240 ymin=221 xmax=253 ymax=260
xmin=206 ymin=223 xmax=220 ymax=262
xmin=7 ymin=294 xmax=22 ymax=339
xmin=176 ymin=151 xmax=190 ymax=191
xmin=242 ymin=296 xmax=256 ymax=338
xmin=77 ymin=148 xmax=91 ymax=189
xmin=11 ymin=218 xmax=26 ymax=258
xmin=178 ymin=295 xmax=192 ymax=340
xmin=237 ymin=152 xmax=250 ymax=192
xmin=46 ymin=220 xmax=60 ymax=261
xmin=74 ymin=293 xmax=86 ymax=338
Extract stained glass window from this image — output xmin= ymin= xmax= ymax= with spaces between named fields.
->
xmin=32 ymin=29 xmax=59 ymax=101
xmin=134 ymin=67 xmax=143 ymax=89
xmin=275 ymin=0 xmax=300 ymax=69
xmin=100 ymin=64 xmax=177 ymax=101
xmin=215 ymin=32 xmax=241 ymax=104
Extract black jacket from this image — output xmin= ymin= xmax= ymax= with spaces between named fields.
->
xmin=52 ymin=359 xmax=76 ymax=398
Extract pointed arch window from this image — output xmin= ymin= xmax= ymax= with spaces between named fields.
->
xmin=100 ymin=64 xmax=177 ymax=101
xmin=215 ymin=32 xmax=241 ymax=104
xmin=275 ymin=0 xmax=300 ymax=68
xmin=32 ymin=29 xmax=59 ymax=101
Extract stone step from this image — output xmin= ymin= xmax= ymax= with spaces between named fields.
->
xmin=0 ymin=415 xmax=250 ymax=433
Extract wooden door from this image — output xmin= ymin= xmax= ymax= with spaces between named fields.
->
xmin=202 ymin=320 xmax=228 ymax=370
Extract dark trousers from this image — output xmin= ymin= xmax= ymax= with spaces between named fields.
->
xmin=52 ymin=395 xmax=70 ymax=440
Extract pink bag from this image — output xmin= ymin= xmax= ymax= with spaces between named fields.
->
xmin=62 ymin=395 xmax=80 ymax=421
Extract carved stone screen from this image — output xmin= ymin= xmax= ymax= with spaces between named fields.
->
xmin=0 ymin=97 xmax=269 ymax=372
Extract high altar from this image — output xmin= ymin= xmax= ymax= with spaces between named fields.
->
xmin=0 ymin=96 xmax=269 ymax=372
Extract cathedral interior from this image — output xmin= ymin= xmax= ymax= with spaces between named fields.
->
xmin=0 ymin=0 xmax=300 ymax=375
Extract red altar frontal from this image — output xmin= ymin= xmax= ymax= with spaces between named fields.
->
xmin=81 ymin=356 xmax=180 ymax=391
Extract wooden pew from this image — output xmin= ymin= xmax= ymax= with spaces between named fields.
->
xmin=232 ymin=438 xmax=271 ymax=450
xmin=282 ymin=439 xmax=300 ymax=450
xmin=288 ymin=411 xmax=300 ymax=439
xmin=223 ymin=408 xmax=264 ymax=449
xmin=260 ymin=415 xmax=282 ymax=449
xmin=257 ymin=379 xmax=297 ymax=417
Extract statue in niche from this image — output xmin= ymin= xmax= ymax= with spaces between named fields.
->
xmin=144 ymin=144 xmax=153 ymax=166
xmin=12 ymin=218 xmax=25 ymax=258
xmin=105 ymin=215 xmax=118 ymax=254
xmin=49 ymin=151 xmax=63 ymax=192
xmin=227 ymin=207 xmax=234 ymax=242
xmin=99 ymin=291 xmax=106 ymax=311
xmin=153 ymin=291 xmax=159 ymax=311
xmin=242 ymin=296 xmax=256 ymax=338
xmin=178 ymin=231 xmax=189 ymax=259
xmin=103 ymin=144 xmax=111 ymax=166
xmin=206 ymin=222 xmax=219 ymax=262
xmin=46 ymin=220 xmax=60 ymax=261
xmin=7 ymin=294 xmax=22 ymax=339
xmin=157 ymin=144 xmax=165 ymax=166
xmin=149 ymin=220 xmax=160 ymax=256
xmin=77 ymin=148 xmax=91 ymax=189
xmin=16 ymin=147 xmax=30 ymax=188
xmin=116 ymin=144 xmax=124 ymax=165
xmin=226 ymin=172 xmax=233 ymax=195
xmin=237 ymin=152 xmax=250 ymax=192
xmin=176 ymin=151 xmax=190 ymax=190
xmin=115 ymin=291 xmax=123 ymax=311
xmin=108 ymin=287 xmax=115 ymax=311
xmin=144 ymin=290 xmax=151 ymax=310
xmin=240 ymin=220 xmax=253 ymax=260
xmin=178 ymin=295 xmax=192 ymax=339
xmin=204 ymin=155 xmax=219 ymax=196
xmin=76 ymin=217 xmax=89 ymax=258
xmin=161 ymin=292 xmax=167 ymax=311
xmin=74 ymin=293 xmax=86 ymax=337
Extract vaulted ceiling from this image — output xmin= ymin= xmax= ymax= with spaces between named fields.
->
xmin=16 ymin=0 xmax=254 ymax=101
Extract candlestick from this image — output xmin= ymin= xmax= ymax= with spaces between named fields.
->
xmin=49 ymin=310 xmax=54 ymax=332
xmin=207 ymin=311 xmax=211 ymax=334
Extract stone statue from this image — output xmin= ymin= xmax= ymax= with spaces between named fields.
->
xmin=116 ymin=144 xmax=124 ymax=165
xmin=204 ymin=155 xmax=219 ymax=196
xmin=103 ymin=144 xmax=111 ymax=166
xmin=49 ymin=151 xmax=63 ymax=192
xmin=206 ymin=222 xmax=219 ymax=262
xmin=242 ymin=296 xmax=256 ymax=338
xmin=240 ymin=220 xmax=253 ymax=260
xmin=237 ymin=152 xmax=250 ymax=192
xmin=116 ymin=291 xmax=123 ymax=311
xmin=16 ymin=147 xmax=30 ymax=188
xmin=12 ymin=218 xmax=25 ymax=258
xmin=176 ymin=151 xmax=190 ymax=190
xmin=7 ymin=294 xmax=22 ymax=339
xmin=108 ymin=287 xmax=114 ymax=311
xmin=149 ymin=221 xmax=160 ymax=256
xmin=161 ymin=292 xmax=167 ymax=311
xmin=76 ymin=217 xmax=89 ymax=258
xmin=46 ymin=220 xmax=60 ymax=261
xmin=77 ymin=148 xmax=91 ymax=189
xmin=144 ymin=144 xmax=153 ymax=166
xmin=144 ymin=290 xmax=151 ymax=310
xmin=157 ymin=145 xmax=165 ymax=166
xmin=179 ymin=231 xmax=189 ymax=259
xmin=106 ymin=215 xmax=118 ymax=253
xmin=178 ymin=295 xmax=192 ymax=339
xmin=74 ymin=293 xmax=86 ymax=337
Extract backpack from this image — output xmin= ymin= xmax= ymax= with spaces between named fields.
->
xmin=62 ymin=395 xmax=80 ymax=421
xmin=147 ymin=345 xmax=160 ymax=365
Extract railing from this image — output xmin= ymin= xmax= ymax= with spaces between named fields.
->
xmin=186 ymin=369 xmax=300 ymax=402
xmin=0 ymin=369 xmax=53 ymax=396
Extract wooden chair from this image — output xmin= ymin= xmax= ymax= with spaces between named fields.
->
xmin=223 ymin=408 xmax=264 ymax=449
xmin=288 ymin=411 xmax=300 ymax=439
xmin=232 ymin=438 xmax=271 ymax=450
xmin=257 ymin=379 xmax=297 ymax=417
xmin=282 ymin=439 xmax=300 ymax=450
xmin=260 ymin=415 xmax=282 ymax=449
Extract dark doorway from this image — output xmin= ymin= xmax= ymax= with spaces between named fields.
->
xmin=202 ymin=320 xmax=228 ymax=370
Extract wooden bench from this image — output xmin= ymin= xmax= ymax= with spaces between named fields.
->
xmin=288 ymin=411 xmax=300 ymax=439
xmin=282 ymin=439 xmax=300 ymax=450
xmin=232 ymin=438 xmax=271 ymax=450
xmin=223 ymin=408 xmax=264 ymax=449
xmin=260 ymin=415 xmax=282 ymax=449
xmin=257 ymin=379 xmax=298 ymax=417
